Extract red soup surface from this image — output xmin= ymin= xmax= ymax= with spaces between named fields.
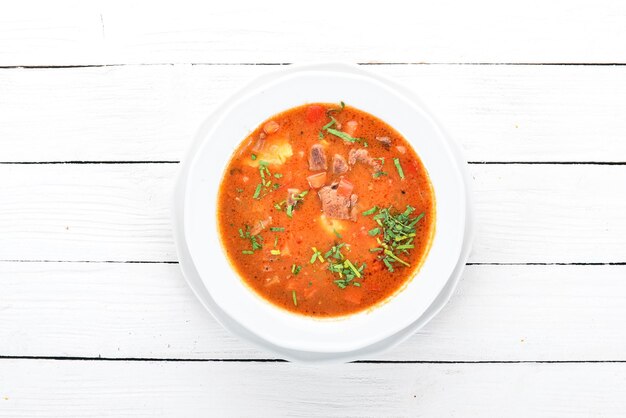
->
xmin=217 ymin=103 xmax=435 ymax=317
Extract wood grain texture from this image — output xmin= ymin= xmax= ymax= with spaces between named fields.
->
xmin=0 ymin=164 xmax=624 ymax=263
xmin=1 ymin=263 xmax=626 ymax=362
xmin=1 ymin=1 xmax=626 ymax=65
xmin=2 ymin=64 xmax=626 ymax=162
xmin=1 ymin=359 xmax=625 ymax=417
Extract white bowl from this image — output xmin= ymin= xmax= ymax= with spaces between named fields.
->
xmin=177 ymin=63 xmax=471 ymax=356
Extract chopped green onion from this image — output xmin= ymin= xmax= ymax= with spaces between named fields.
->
xmin=353 ymin=282 xmax=361 ymax=287
xmin=368 ymin=228 xmax=380 ymax=236
xmin=242 ymin=250 xmax=254 ymax=255
xmin=291 ymin=264 xmax=302 ymax=275
xmin=322 ymin=117 xmax=337 ymax=131
xmin=396 ymin=244 xmax=415 ymax=250
xmin=270 ymin=249 xmax=281 ymax=255
xmin=370 ymin=248 xmax=383 ymax=252
xmin=253 ymin=183 xmax=262 ymax=200
xmin=270 ymin=227 xmax=285 ymax=232
xmin=325 ymin=128 xmax=361 ymax=143
xmin=251 ymin=154 xmax=257 ymax=160
xmin=384 ymin=249 xmax=410 ymax=267
xmin=362 ymin=206 xmax=378 ymax=216
xmin=383 ymin=257 xmax=394 ymax=272
xmin=393 ymin=158 xmax=405 ymax=179
xmin=333 ymin=228 xmax=343 ymax=239
xmin=344 ymin=259 xmax=361 ymax=278
xmin=292 ymin=290 xmax=298 ymax=306
xmin=274 ymin=173 xmax=283 ymax=178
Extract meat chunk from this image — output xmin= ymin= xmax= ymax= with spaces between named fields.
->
xmin=308 ymin=144 xmax=327 ymax=171
xmin=317 ymin=182 xmax=358 ymax=222
xmin=348 ymin=148 xmax=382 ymax=172
xmin=332 ymin=154 xmax=349 ymax=175
xmin=376 ymin=136 xmax=392 ymax=148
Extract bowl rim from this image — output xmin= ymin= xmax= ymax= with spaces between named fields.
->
xmin=176 ymin=62 xmax=472 ymax=355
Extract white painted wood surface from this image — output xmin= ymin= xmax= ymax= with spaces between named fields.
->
xmin=2 ymin=64 xmax=626 ymax=162
xmin=2 ymin=360 xmax=626 ymax=417
xmin=2 ymin=1 xmax=626 ymax=416
xmin=2 ymin=1 xmax=626 ymax=65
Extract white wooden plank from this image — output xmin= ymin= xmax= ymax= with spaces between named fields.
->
xmin=2 ymin=1 xmax=626 ymax=65
xmin=0 ymin=164 xmax=624 ymax=263
xmin=2 ymin=64 xmax=626 ymax=162
xmin=1 ymin=263 xmax=626 ymax=362
xmin=1 ymin=359 xmax=625 ymax=417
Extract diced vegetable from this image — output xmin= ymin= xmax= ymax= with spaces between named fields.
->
xmin=306 ymin=172 xmax=327 ymax=189
xmin=305 ymin=105 xmax=325 ymax=123
xmin=336 ymin=178 xmax=354 ymax=198
xmin=263 ymin=120 xmax=280 ymax=135
xmin=344 ymin=120 xmax=358 ymax=136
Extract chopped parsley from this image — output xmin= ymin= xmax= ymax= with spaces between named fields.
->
xmin=253 ymin=161 xmax=282 ymax=200
xmin=366 ymin=205 xmax=425 ymax=272
xmin=310 ymin=247 xmax=325 ymax=264
xmin=239 ymin=224 xmax=263 ymax=253
xmin=329 ymin=258 xmax=366 ymax=289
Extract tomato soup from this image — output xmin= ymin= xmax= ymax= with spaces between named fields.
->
xmin=217 ymin=103 xmax=435 ymax=317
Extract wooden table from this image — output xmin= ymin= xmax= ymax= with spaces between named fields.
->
xmin=2 ymin=2 xmax=626 ymax=416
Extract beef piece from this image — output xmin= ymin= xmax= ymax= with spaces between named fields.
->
xmin=308 ymin=144 xmax=327 ymax=171
xmin=332 ymin=154 xmax=349 ymax=175
xmin=348 ymin=148 xmax=382 ymax=172
xmin=376 ymin=136 xmax=392 ymax=148
xmin=317 ymin=182 xmax=358 ymax=222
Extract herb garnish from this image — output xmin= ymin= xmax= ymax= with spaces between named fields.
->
xmin=393 ymin=158 xmax=405 ymax=179
xmin=318 ymin=101 xmax=361 ymax=141
xmin=362 ymin=206 xmax=378 ymax=216
xmin=367 ymin=205 xmax=425 ymax=272
xmin=291 ymin=264 xmax=302 ymax=275
xmin=270 ymin=227 xmax=285 ymax=232
xmin=285 ymin=190 xmax=308 ymax=218
xmin=329 ymin=258 xmax=366 ymax=288
xmin=292 ymin=290 xmax=298 ymax=306
xmin=253 ymin=161 xmax=282 ymax=200
xmin=325 ymin=128 xmax=362 ymax=143
xmin=239 ymin=225 xmax=263 ymax=253
xmin=310 ymin=247 xmax=325 ymax=264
